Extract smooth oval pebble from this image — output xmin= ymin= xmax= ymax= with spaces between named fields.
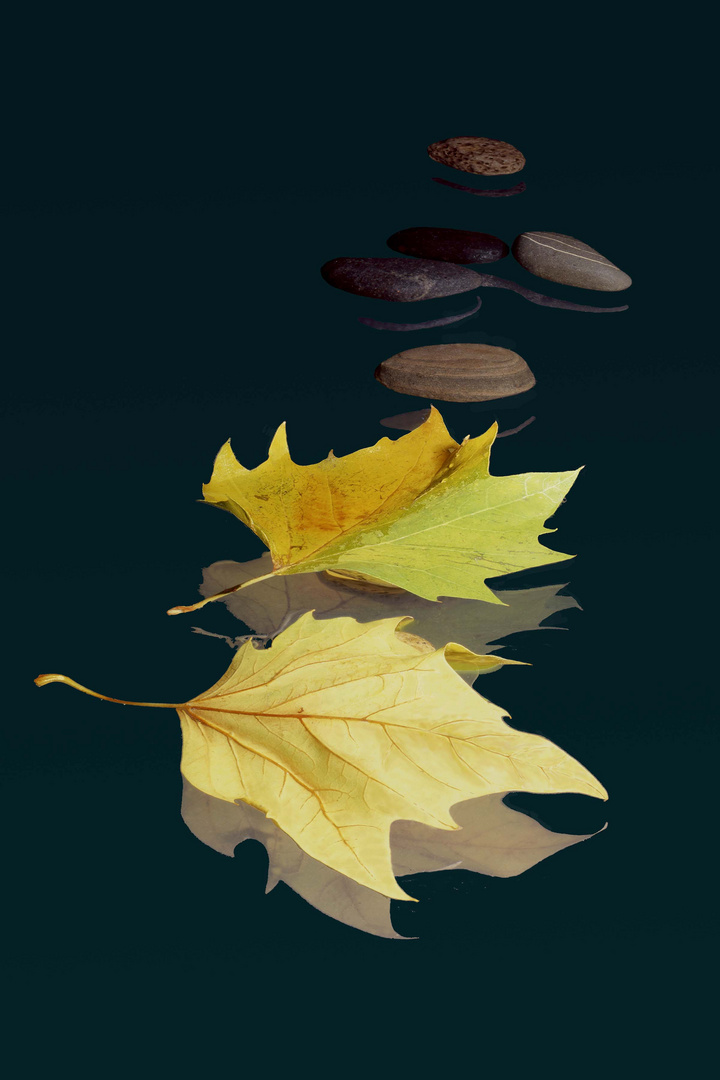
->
xmin=427 ymin=136 xmax=525 ymax=176
xmin=386 ymin=226 xmax=509 ymax=264
xmin=512 ymin=232 xmax=632 ymax=291
xmin=320 ymin=257 xmax=482 ymax=302
xmin=375 ymin=343 xmax=536 ymax=403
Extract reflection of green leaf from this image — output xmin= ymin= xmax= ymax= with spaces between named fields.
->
xmin=182 ymin=777 xmax=603 ymax=939
xmin=195 ymin=553 xmax=580 ymax=676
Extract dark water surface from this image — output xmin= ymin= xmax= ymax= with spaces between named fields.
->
xmin=3 ymin=21 xmax=716 ymax=1065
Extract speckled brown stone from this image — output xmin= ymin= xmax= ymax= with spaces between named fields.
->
xmin=375 ymin=343 xmax=536 ymax=403
xmin=386 ymin=226 xmax=509 ymax=264
xmin=512 ymin=232 xmax=632 ymax=291
xmin=427 ymin=136 xmax=525 ymax=176
xmin=320 ymin=257 xmax=482 ymax=302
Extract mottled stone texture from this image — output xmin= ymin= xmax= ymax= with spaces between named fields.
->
xmin=386 ymin=227 xmax=509 ymax=264
xmin=375 ymin=343 xmax=536 ymax=403
xmin=427 ymin=136 xmax=525 ymax=176
xmin=512 ymin=232 xmax=632 ymax=291
xmin=320 ymin=257 xmax=482 ymax=302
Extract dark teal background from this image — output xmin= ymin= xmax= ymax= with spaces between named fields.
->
xmin=3 ymin=10 xmax=716 ymax=1068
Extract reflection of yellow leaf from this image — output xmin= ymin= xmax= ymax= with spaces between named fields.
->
xmin=391 ymin=796 xmax=604 ymax=879
xmin=181 ymin=778 xmax=405 ymax=939
xmin=182 ymin=778 xmax=604 ymax=939
xmin=169 ymin=407 xmax=579 ymax=614
xmin=36 ymin=612 xmax=606 ymax=901
xmin=196 ymin=553 xmax=580 ymax=673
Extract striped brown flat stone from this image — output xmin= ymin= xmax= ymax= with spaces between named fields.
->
xmin=512 ymin=232 xmax=631 ymax=291
xmin=375 ymin=343 xmax=536 ymax=403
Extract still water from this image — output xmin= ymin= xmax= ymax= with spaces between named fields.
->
xmin=5 ymin=113 xmax=714 ymax=1021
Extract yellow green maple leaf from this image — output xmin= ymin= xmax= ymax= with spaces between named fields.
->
xmin=169 ymin=407 xmax=580 ymax=616
xmin=36 ymin=612 xmax=606 ymax=901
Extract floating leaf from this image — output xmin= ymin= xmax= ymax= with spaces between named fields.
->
xmin=36 ymin=612 xmax=606 ymax=901
xmin=169 ymin=407 xmax=579 ymax=615
xmin=182 ymin=778 xmax=604 ymax=938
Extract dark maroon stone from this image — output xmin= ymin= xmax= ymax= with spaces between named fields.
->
xmin=386 ymin=226 xmax=509 ymax=264
xmin=320 ymin=257 xmax=482 ymax=302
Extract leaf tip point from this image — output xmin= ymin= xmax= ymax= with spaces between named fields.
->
xmin=268 ymin=422 xmax=290 ymax=460
xmin=215 ymin=437 xmax=235 ymax=458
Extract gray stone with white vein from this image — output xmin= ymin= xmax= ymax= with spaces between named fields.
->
xmin=512 ymin=231 xmax=631 ymax=291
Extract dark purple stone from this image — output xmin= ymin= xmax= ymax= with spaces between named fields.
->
xmin=320 ymin=257 xmax=482 ymax=302
xmin=386 ymin=226 xmax=509 ymax=264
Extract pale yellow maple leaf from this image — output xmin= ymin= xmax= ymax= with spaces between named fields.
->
xmin=36 ymin=612 xmax=606 ymax=901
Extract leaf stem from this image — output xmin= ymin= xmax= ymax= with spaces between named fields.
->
xmin=166 ymin=570 xmax=278 ymax=616
xmin=33 ymin=673 xmax=179 ymax=708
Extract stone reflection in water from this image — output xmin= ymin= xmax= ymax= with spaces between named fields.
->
xmin=192 ymin=553 xmax=580 ymax=680
xmin=182 ymin=778 xmax=602 ymax=939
